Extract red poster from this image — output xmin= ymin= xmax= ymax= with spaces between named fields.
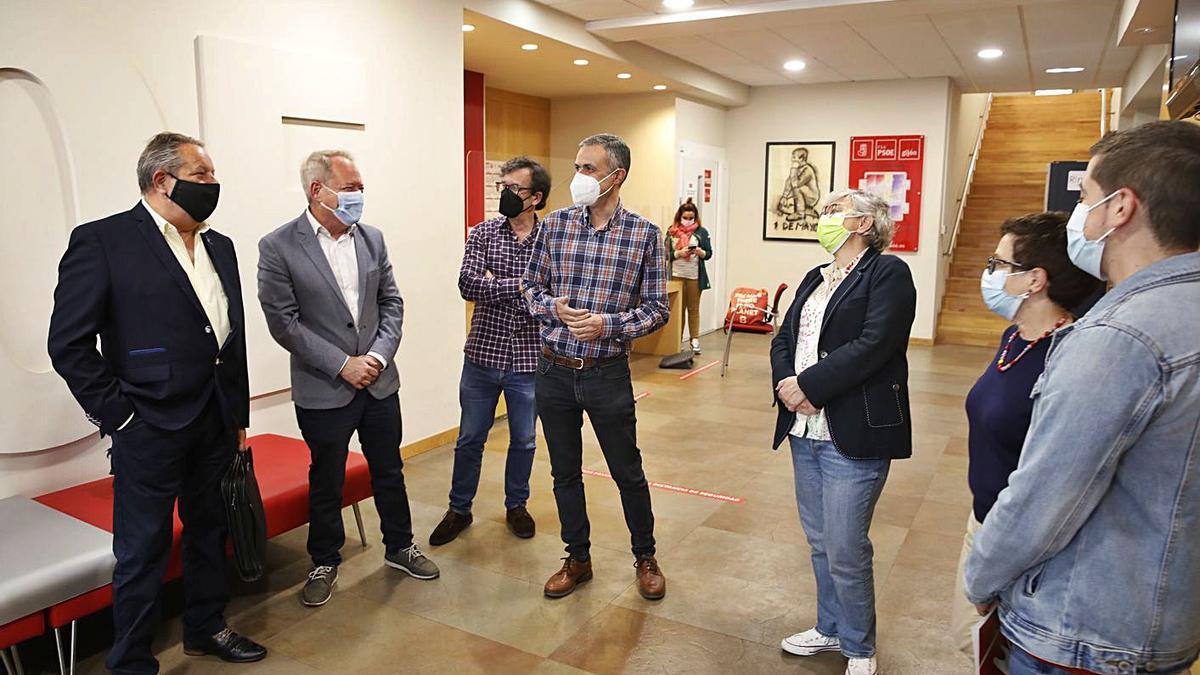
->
xmin=848 ymin=135 xmax=924 ymax=252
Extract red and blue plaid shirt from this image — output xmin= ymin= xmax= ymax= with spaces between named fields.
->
xmin=460 ymin=216 xmax=542 ymax=372
xmin=522 ymin=202 xmax=669 ymax=359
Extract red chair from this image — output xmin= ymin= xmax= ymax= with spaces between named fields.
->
xmin=0 ymin=613 xmax=43 ymax=675
xmin=721 ymin=283 xmax=790 ymax=376
xmin=33 ymin=434 xmax=373 ymax=674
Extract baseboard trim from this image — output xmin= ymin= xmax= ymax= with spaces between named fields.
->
xmin=402 ymin=427 xmax=458 ymax=459
xmin=909 ymin=337 xmax=935 ymax=347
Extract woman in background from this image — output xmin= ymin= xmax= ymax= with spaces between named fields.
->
xmin=950 ymin=211 xmax=1102 ymax=652
xmin=666 ymin=199 xmax=713 ymax=353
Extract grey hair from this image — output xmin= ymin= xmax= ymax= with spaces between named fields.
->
xmin=579 ymin=133 xmax=631 ymax=176
xmin=826 ymin=188 xmax=895 ymax=251
xmin=137 ymin=132 xmax=203 ymax=193
xmin=301 ymin=150 xmax=355 ymax=196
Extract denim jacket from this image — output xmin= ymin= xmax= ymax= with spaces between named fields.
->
xmin=964 ymin=252 xmax=1200 ymax=674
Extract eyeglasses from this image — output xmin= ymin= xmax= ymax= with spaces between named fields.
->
xmin=495 ymin=182 xmax=532 ymax=194
xmin=820 ymin=207 xmax=866 ymax=217
xmin=985 ymin=255 xmax=1030 ymax=275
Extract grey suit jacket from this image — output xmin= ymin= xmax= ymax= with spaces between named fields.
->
xmin=257 ymin=211 xmax=403 ymax=409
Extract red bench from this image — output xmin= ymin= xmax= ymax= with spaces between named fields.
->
xmin=29 ymin=434 xmax=373 ymax=673
xmin=0 ymin=613 xmax=43 ymax=674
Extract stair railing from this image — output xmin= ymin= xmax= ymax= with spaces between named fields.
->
xmin=944 ymin=93 xmax=994 ymax=257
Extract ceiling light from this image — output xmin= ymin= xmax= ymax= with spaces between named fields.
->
xmin=1045 ymin=66 xmax=1085 ymax=74
xmin=462 ymin=24 xmax=475 ymax=32
xmin=573 ymin=58 xmax=590 ymax=66
xmin=1173 ymin=55 xmax=1189 ymax=61
xmin=978 ymin=48 xmax=1004 ymax=59
xmin=1135 ymin=27 xmax=1156 ymax=34
xmin=521 ymin=43 xmax=538 ymax=51
xmin=653 ymin=84 xmax=668 ymax=90
xmin=663 ymin=0 xmax=695 ymax=8
xmin=783 ymin=59 xmax=806 ymax=72
xmin=617 ymin=72 xmax=632 ymax=79
xmin=1035 ymin=88 xmax=1073 ymax=96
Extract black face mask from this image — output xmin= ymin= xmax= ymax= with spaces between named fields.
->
xmin=499 ymin=188 xmax=532 ymax=219
xmin=167 ymin=173 xmax=220 ymax=223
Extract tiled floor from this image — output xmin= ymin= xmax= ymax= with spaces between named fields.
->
xmin=64 ymin=333 xmax=996 ymax=674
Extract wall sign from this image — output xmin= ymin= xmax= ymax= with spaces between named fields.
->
xmin=848 ymin=135 xmax=924 ymax=252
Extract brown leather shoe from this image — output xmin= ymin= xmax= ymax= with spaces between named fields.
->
xmin=543 ymin=557 xmax=592 ymax=598
xmin=634 ymin=555 xmax=666 ymax=600
xmin=506 ymin=506 xmax=535 ymax=539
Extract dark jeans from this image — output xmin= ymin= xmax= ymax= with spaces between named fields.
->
xmin=449 ymin=357 xmax=537 ymax=514
xmin=295 ymin=391 xmax=413 ymax=565
xmin=107 ymin=399 xmax=233 ymax=675
xmin=535 ymin=353 xmax=655 ymax=560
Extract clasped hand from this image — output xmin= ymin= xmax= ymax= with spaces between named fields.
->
xmin=340 ymin=354 xmax=383 ymax=390
xmin=776 ymin=376 xmax=819 ymax=416
xmin=554 ymin=297 xmax=604 ymax=342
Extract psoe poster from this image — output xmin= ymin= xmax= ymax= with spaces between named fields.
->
xmin=848 ymin=135 xmax=925 ymax=252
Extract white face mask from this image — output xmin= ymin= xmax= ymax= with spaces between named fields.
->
xmin=570 ymin=170 xmax=617 ymax=207
xmin=980 ymin=268 xmax=1030 ymax=321
xmin=1065 ymin=191 xmax=1119 ymax=281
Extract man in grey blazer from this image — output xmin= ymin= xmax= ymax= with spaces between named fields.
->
xmin=258 ymin=150 xmax=438 ymax=608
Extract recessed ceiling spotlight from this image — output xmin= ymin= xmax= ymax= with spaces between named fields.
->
xmin=462 ymin=24 xmax=475 ymax=33
xmin=617 ymin=72 xmax=633 ymax=79
xmin=653 ymin=84 xmax=668 ymax=90
xmin=1045 ymin=66 xmax=1085 ymax=74
xmin=783 ymin=59 xmax=806 ymax=72
xmin=573 ymin=58 xmax=590 ymax=66
xmin=663 ymin=0 xmax=695 ymax=8
xmin=1035 ymin=88 xmax=1074 ymax=96
xmin=521 ymin=43 xmax=538 ymax=51
xmin=978 ymin=48 xmax=1004 ymax=59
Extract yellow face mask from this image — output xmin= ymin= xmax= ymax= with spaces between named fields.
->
xmin=817 ymin=213 xmax=857 ymax=254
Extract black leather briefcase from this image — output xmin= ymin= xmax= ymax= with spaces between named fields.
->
xmin=221 ymin=447 xmax=268 ymax=582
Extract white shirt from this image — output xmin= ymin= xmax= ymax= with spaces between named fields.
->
xmin=141 ymin=199 xmax=231 ymax=348
xmin=789 ymin=248 xmax=868 ymax=440
xmin=305 ymin=209 xmax=386 ymax=371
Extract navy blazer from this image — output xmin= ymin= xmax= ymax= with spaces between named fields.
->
xmin=48 ymin=202 xmax=249 ymax=435
xmin=770 ymin=248 xmax=917 ymax=459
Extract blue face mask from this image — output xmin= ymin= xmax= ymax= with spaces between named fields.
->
xmin=980 ymin=268 xmax=1030 ymax=321
xmin=1066 ymin=191 xmax=1118 ymax=281
xmin=320 ymin=184 xmax=364 ymax=225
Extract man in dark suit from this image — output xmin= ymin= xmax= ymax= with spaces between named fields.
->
xmin=48 ymin=132 xmax=266 ymax=674
xmin=257 ymin=150 xmax=438 ymax=609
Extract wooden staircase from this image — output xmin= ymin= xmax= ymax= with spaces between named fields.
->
xmin=936 ymin=92 xmax=1105 ymax=347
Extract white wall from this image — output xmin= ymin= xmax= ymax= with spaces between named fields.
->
xmin=548 ymin=93 xmax=677 ymax=226
xmin=939 ymin=90 xmax=990 ymax=310
xmin=675 ymin=98 xmax=727 ymax=150
xmin=724 ymin=78 xmax=953 ymax=340
xmin=0 ymin=0 xmax=465 ymax=497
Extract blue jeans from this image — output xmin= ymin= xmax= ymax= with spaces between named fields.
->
xmin=789 ymin=436 xmax=890 ymax=658
xmin=1008 ymin=646 xmax=1083 ymax=674
xmin=449 ymin=357 xmax=537 ymax=514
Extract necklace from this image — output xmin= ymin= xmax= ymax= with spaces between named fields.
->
xmin=996 ymin=316 xmax=1068 ymax=372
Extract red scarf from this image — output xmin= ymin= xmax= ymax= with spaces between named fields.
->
xmin=669 ymin=220 xmax=699 ymax=250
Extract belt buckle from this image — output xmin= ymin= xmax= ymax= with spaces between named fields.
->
xmin=568 ymin=356 xmax=586 ymax=370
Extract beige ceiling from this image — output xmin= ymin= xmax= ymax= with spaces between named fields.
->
xmin=464 ymin=10 xmax=687 ymax=99
xmin=531 ymin=0 xmax=1144 ymax=93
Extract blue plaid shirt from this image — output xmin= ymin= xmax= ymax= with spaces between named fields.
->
xmin=522 ymin=203 xmax=668 ymax=359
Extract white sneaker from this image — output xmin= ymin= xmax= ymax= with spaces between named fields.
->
xmin=690 ymin=338 xmax=701 ymax=354
xmin=845 ymin=656 xmax=878 ymax=675
xmin=781 ymin=628 xmax=840 ymax=656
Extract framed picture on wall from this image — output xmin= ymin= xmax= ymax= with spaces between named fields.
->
xmin=762 ymin=141 xmax=836 ymax=241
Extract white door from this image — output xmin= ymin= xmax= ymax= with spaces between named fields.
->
xmin=676 ymin=142 xmax=728 ymax=336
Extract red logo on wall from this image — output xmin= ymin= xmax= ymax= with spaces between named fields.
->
xmin=848 ymin=135 xmax=925 ymax=252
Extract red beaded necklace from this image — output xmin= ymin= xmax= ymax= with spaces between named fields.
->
xmin=996 ymin=316 xmax=1069 ymax=372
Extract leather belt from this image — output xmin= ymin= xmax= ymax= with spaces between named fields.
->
xmin=541 ymin=346 xmax=625 ymax=370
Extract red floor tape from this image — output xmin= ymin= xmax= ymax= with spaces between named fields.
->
xmin=581 ymin=467 xmax=745 ymax=504
xmin=679 ymin=359 xmax=721 ymax=380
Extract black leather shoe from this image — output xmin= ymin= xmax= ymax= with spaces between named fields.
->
xmin=183 ymin=628 xmax=267 ymax=663
xmin=506 ymin=506 xmax=535 ymax=539
xmin=429 ymin=509 xmax=473 ymax=546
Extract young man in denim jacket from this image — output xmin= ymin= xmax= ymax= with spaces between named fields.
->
xmin=964 ymin=121 xmax=1200 ymax=674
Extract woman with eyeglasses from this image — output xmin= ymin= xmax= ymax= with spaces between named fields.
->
xmin=771 ymin=189 xmax=916 ymax=675
xmin=950 ymin=211 xmax=1103 ymax=651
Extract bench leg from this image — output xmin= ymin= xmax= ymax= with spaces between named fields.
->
xmin=1 ymin=647 xmax=17 ymax=675
xmin=721 ymin=320 xmax=736 ymax=377
xmin=54 ymin=626 xmax=66 ymax=675
xmin=352 ymin=502 xmax=367 ymax=548
xmin=69 ymin=620 xmax=77 ymax=675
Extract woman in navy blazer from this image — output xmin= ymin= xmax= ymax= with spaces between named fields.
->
xmin=770 ymin=189 xmax=916 ymax=675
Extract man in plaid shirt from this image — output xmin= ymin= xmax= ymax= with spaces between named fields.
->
xmin=522 ymin=133 xmax=669 ymax=601
xmin=429 ymin=157 xmax=550 ymax=547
